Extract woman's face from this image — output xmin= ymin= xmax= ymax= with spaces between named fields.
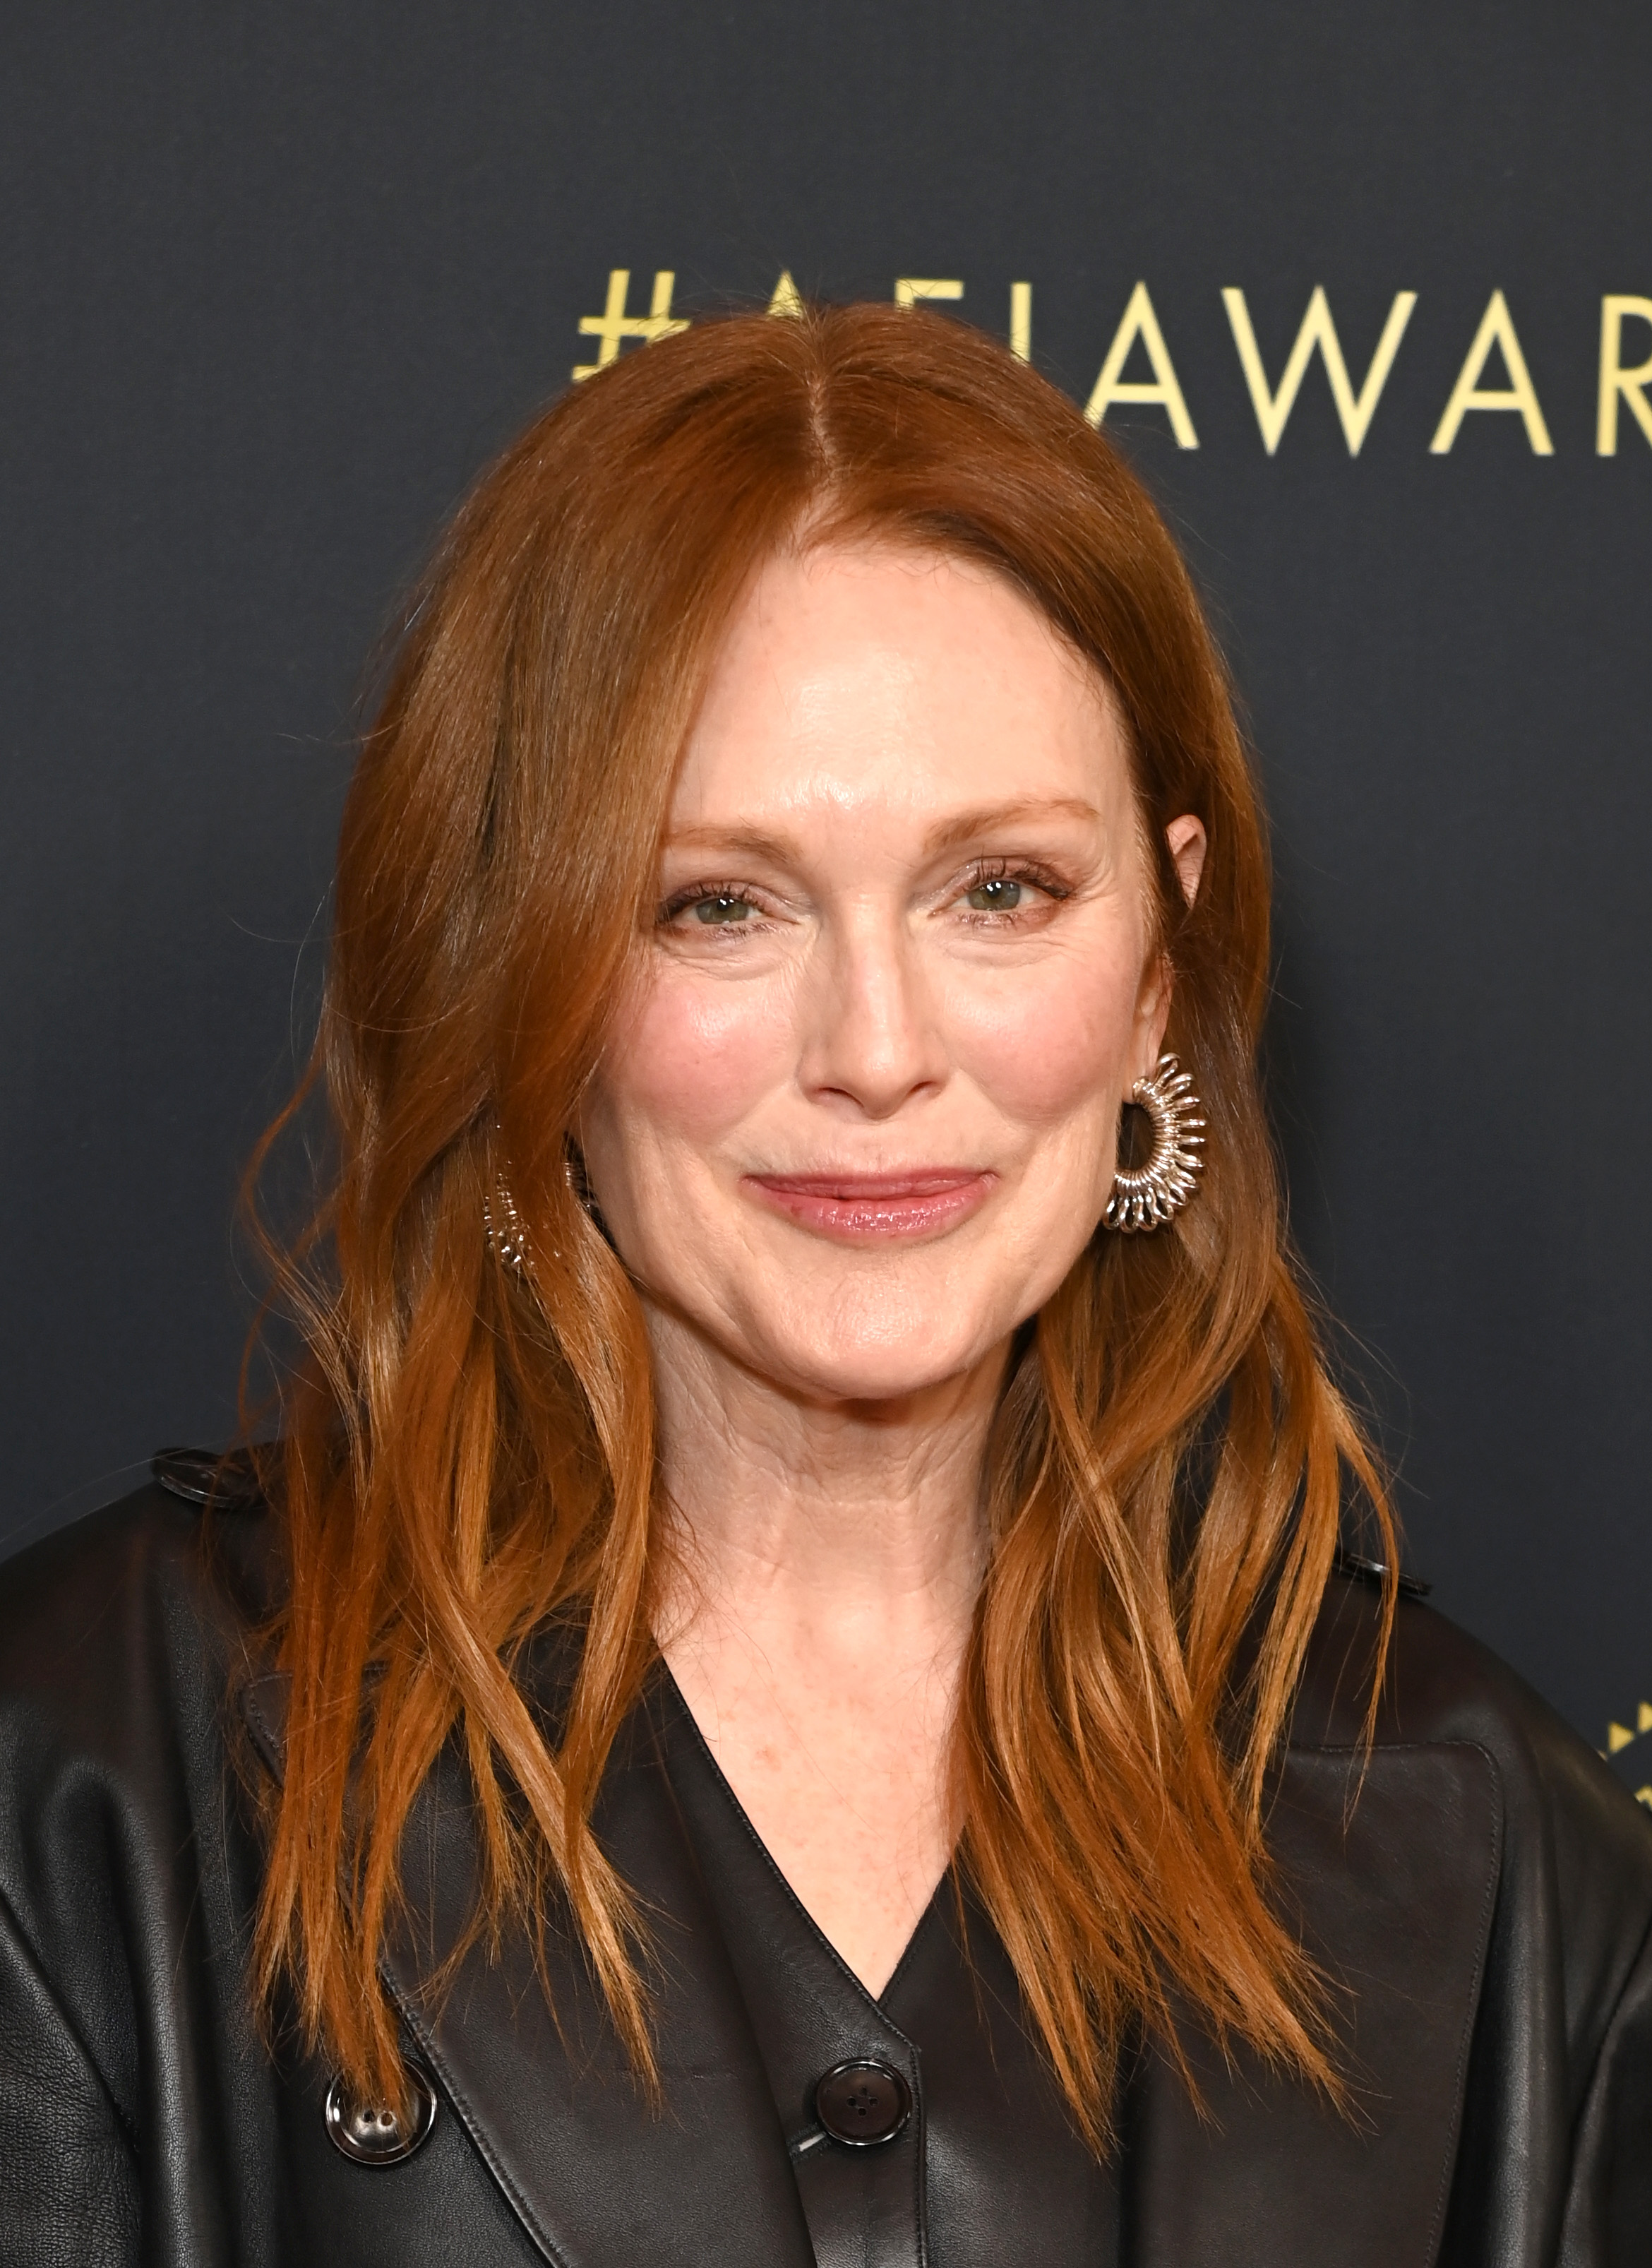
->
xmin=580 ymin=543 xmax=1203 ymax=1408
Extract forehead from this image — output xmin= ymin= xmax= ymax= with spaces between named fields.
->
xmin=671 ymin=542 xmax=1134 ymax=833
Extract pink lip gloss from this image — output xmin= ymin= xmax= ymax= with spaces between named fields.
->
xmin=742 ymin=1171 xmax=995 ymax=1244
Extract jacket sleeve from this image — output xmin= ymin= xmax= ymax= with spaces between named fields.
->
xmin=1559 ymin=1904 xmax=1652 ymax=2267
xmin=0 ymin=1880 xmax=139 ymax=2268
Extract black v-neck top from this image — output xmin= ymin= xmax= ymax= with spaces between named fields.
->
xmin=655 ymin=1672 xmax=1119 ymax=2268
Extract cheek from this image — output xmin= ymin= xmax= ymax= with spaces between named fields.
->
xmin=599 ymin=964 xmax=797 ymax=1147
xmin=945 ymin=950 xmax=1142 ymax=1125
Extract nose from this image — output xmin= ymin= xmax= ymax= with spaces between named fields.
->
xmin=797 ymin=904 xmax=950 ymax=1120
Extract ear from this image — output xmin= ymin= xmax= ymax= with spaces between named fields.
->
xmin=1130 ymin=815 xmax=1208 ymax=1083
xmin=1165 ymin=813 xmax=1207 ymax=907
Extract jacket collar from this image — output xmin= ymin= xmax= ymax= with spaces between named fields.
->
xmin=1126 ymin=1736 xmax=1502 ymax=2267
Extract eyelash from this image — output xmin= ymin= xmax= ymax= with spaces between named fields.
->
xmin=657 ymin=881 xmax=768 ymax=926
xmin=656 ymin=859 xmax=1072 ymax=931
xmin=956 ymin=857 xmax=1071 ymax=923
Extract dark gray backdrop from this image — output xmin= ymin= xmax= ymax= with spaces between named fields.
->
xmin=4 ymin=1 xmax=1649 ymax=1771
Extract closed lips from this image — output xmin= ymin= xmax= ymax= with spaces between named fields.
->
xmin=743 ymin=1171 xmax=995 ymax=1242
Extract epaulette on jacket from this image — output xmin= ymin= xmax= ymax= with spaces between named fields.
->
xmin=150 ymin=1444 xmax=268 ymax=1513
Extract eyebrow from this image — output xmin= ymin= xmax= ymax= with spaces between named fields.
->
xmin=662 ymin=798 xmax=1103 ymax=866
xmin=921 ymin=797 xmax=1102 ymax=855
xmin=661 ymin=824 xmax=801 ymax=866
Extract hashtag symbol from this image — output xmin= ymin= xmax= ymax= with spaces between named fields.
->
xmin=573 ymin=269 xmax=690 ymax=381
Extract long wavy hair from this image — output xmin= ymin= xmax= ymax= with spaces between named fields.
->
xmin=247 ymin=302 xmax=1394 ymax=2143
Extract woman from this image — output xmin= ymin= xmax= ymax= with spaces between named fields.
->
xmin=0 ymin=304 xmax=1647 ymax=2267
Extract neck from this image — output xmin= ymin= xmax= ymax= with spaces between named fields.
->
xmin=645 ymin=1311 xmax=1007 ymax=1992
xmin=648 ymin=1310 xmax=1003 ymax=1657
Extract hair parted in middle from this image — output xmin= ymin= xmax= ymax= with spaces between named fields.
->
xmin=249 ymin=301 xmax=1395 ymax=2145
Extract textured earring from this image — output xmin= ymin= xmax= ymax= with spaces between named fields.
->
xmin=1103 ymin=1053 xmax=1206 ymax=1233
xmin=482 ymin=1176 xmax=529 ymax=1272
xmin=484 ymin=1138 xmax=600 ymax=1272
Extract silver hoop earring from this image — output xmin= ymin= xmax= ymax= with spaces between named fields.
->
xmin=1103 ymin=1053 xmax=1205 ymax=1233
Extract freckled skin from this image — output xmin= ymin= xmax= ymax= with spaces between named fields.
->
xmin=580 ymin=546 xmax=1205 ymax=1993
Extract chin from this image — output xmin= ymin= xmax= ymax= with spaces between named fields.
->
xmin=752 ymin=1302 xmax=1009 ymax=1408
xmin=772 ymin=1351 xmax=987 ymax=1408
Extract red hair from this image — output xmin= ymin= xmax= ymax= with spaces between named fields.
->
xmin=246 ymin=304 xmax=1394 ymax=2141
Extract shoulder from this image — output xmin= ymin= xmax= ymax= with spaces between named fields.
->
xmin=1295 ymin=1561 xmax=1652 ymax=1867
xmin=1293 ymin=1562 xmax=1652 ymax=2062
xmin=0 ymin=1450 xmax=283 ymax=1785
xmin=0 ymin=1454 xmax=287 ymax=2191
xmin=1295 ymin=1560 xmax=1643 ymax=1813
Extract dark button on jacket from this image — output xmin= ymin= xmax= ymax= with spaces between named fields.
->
xmin=813 ymin=2062 xmax=909 ymax=2148
xmin=657 ymin=1676 xmax=1117 ymax=2266
xmin=1 ymin=1474 xmax=1651 ymax=2265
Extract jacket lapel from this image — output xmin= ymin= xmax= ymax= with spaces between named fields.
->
xmin=243 ymin=1667 xmax=815 ymax=2268
xmin=1125 ymin=1740 xmax=1502 ymax=2268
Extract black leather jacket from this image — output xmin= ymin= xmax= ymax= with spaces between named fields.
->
xmin=1 ymin=1462 xmax=1649 ymax=2267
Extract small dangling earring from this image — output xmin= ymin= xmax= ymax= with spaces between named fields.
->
xmin=482 ymin=1176 xmax=530 ymax=1272
xmin=484 ymin=1139 xmax=606 ymax=1272
xmin=1103 ymin=1053 xmax=1206 ymax=1233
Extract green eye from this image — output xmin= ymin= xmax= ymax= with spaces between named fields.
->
xmin=966 ymin=877 xmax=1026 ymax=912
xmin=693 ymin=893 xmax=753 ymax=925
